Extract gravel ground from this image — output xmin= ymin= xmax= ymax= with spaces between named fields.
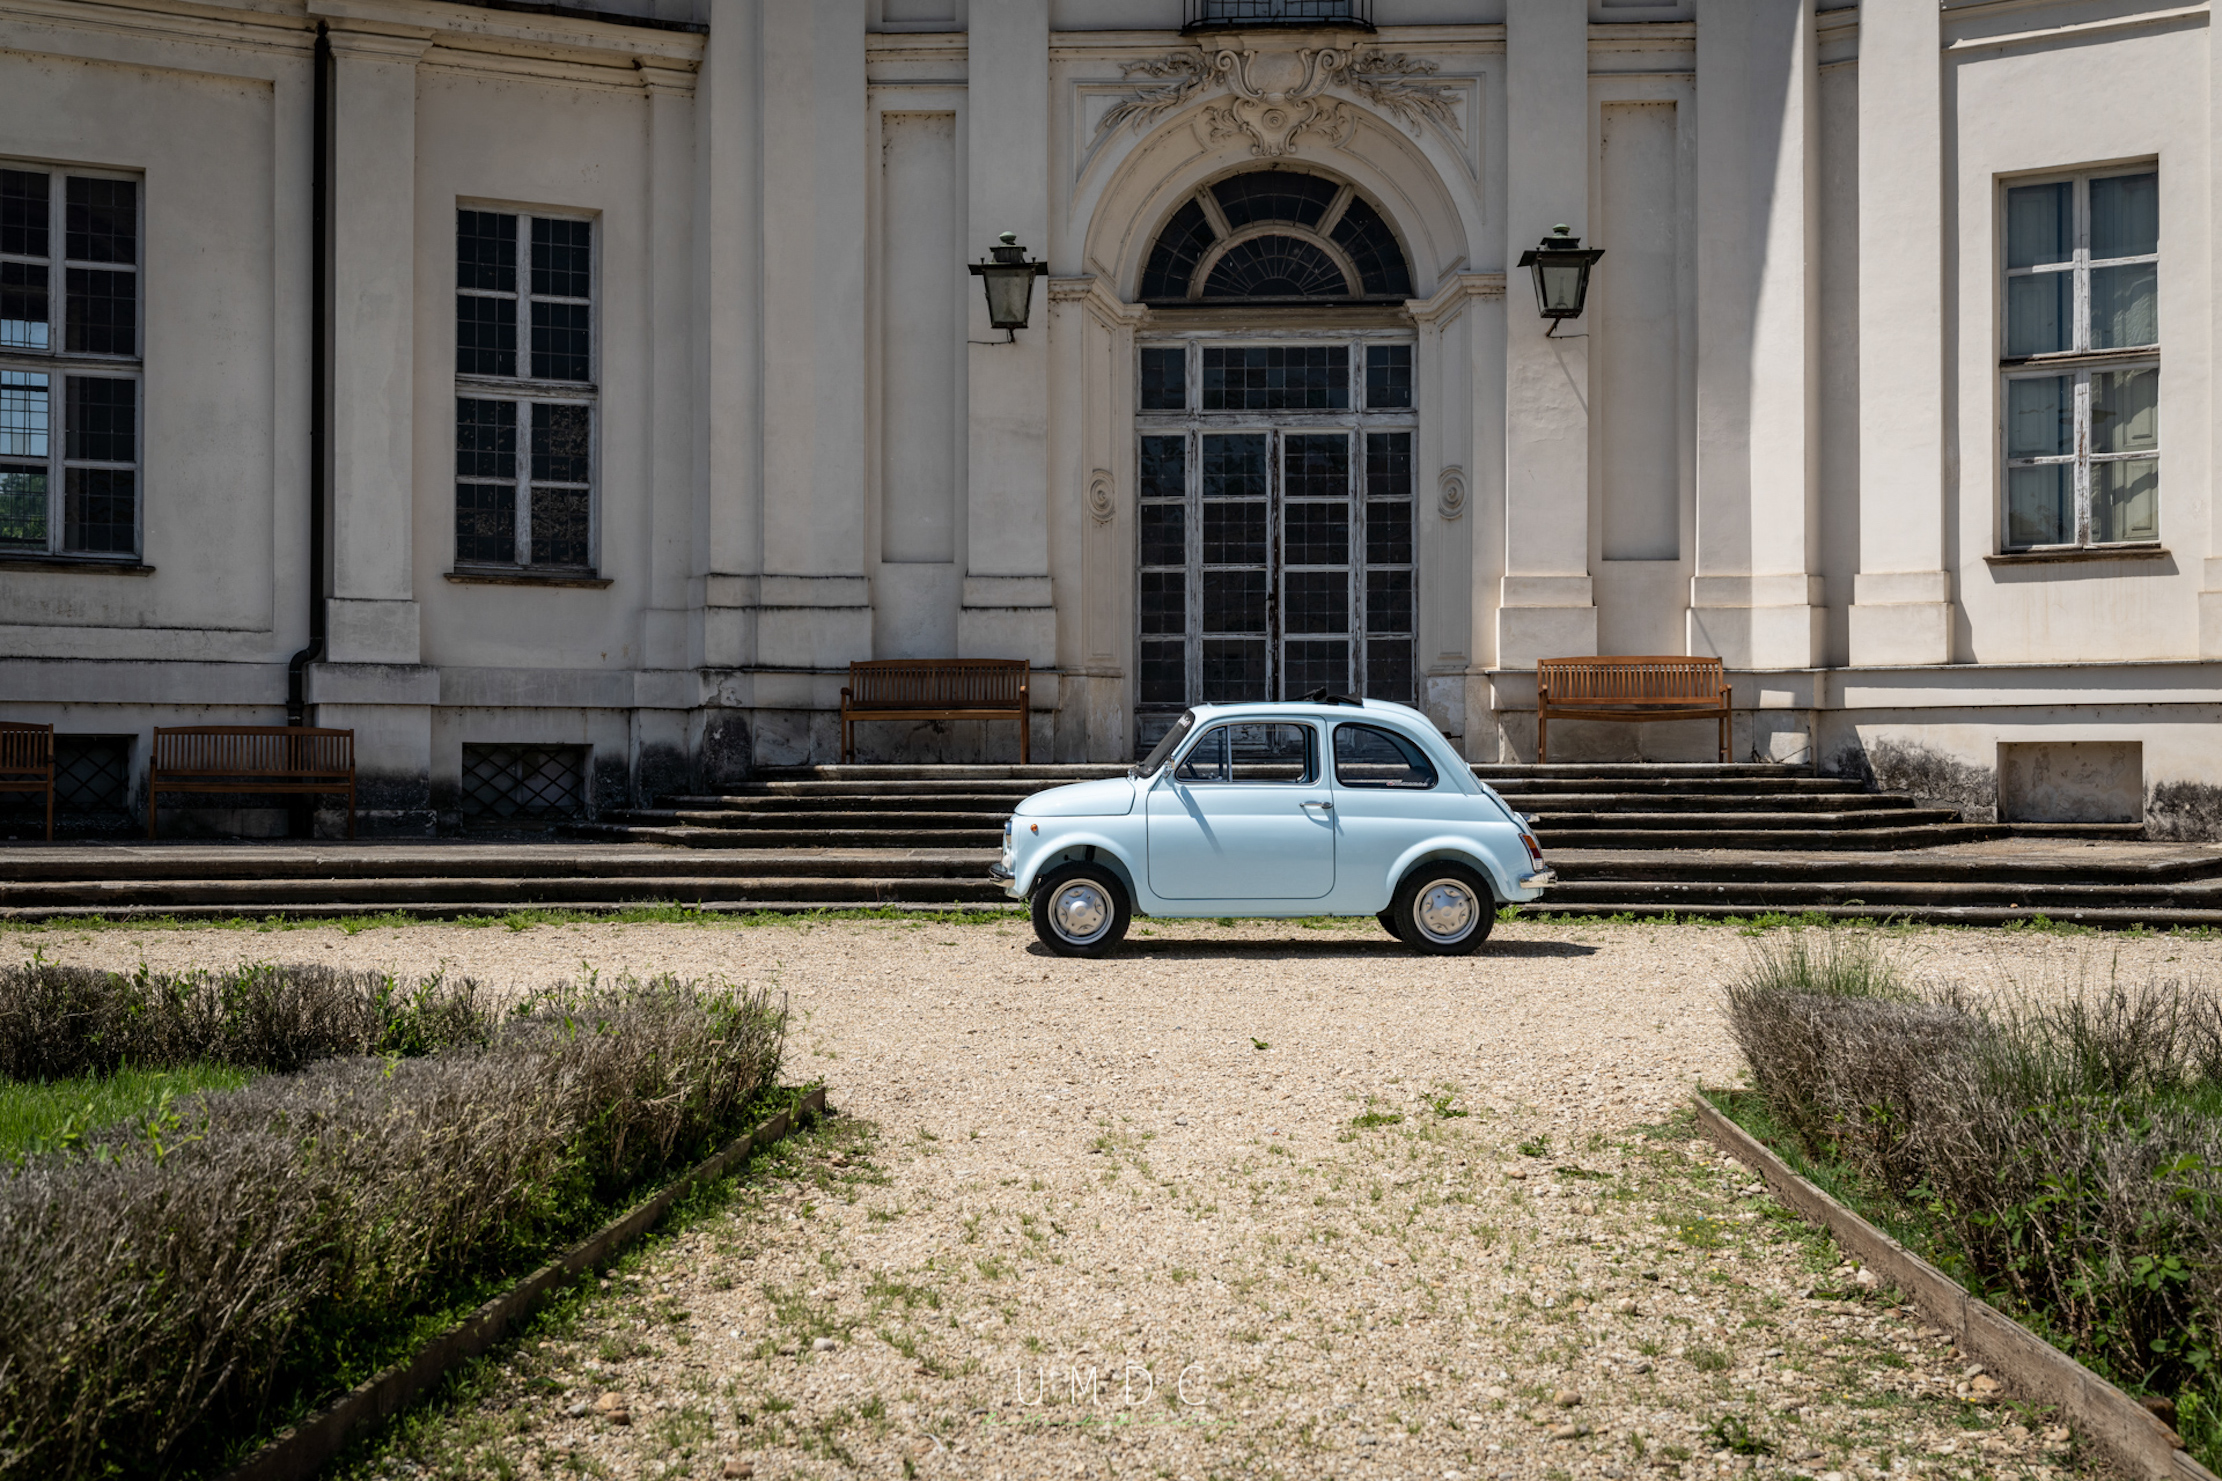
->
xmin=22 ymin=915 xmax=2217 ymax=1481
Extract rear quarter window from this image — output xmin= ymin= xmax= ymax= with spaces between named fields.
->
xmin=1333 ymin=723 xmax=1438 ymax=789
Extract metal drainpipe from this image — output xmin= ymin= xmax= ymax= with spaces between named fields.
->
xmin=286 ymin=23 xmax=330 ymax=731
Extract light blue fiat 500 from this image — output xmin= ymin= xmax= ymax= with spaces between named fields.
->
xmin=993 ymin=698 xmax=1555 ymax=957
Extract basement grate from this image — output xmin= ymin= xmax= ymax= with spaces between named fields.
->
xmin=460 ymin=743 xmax=586 ymax=823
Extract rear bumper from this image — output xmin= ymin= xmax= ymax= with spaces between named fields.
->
xmin=988 ymin=862 xmax=1013 ymax=882
xmin=1518 ymin=869 xmax=1557 ymax=891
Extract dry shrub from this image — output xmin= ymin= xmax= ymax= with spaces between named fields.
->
xmin=1726 ymin=935 xmax=2222 ymax=1453
xmin=0 ymin=960 xmax=493 ymax=1079
xmin=0 ymin=975 xmax=785 ymax=1480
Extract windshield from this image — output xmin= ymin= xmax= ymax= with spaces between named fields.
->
xmin=1131 ymin=711 xmax=1196 ymax=778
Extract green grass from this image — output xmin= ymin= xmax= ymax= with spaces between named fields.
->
xmin=0 ymin=1063 xmax=255 ymax=1156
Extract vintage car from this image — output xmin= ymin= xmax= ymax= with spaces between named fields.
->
xmin=992 ymin=698 xmax=1554 ymax=957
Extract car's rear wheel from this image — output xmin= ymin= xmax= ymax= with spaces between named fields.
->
xmin=1390 ymin=863 xmax=1494 ymax=955
xmin=1031 ymin=863 xmax=1132 ymax=958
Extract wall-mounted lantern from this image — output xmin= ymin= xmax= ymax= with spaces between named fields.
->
xmin=969 ymin=232 xmax=1049 ymax=340
xmin=1515 ymin=224 xmax=1604 ymax=337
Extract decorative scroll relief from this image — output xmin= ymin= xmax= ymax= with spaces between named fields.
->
xmin=1095 ymin=46 xmax=1462 ymax=159
xmin=1437 ymin=466 xmax=1467 ymax=521
xmin=1086 ymin=469 xmax=1117 ymax=524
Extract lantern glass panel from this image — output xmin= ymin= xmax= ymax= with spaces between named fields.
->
xmin=984 ymin=268 xmax=1034 ymax=328
xmin=1538 ymin=259 xmax=1587 ymax=315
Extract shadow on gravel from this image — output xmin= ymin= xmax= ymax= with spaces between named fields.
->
xmin=1027 ymin=937 xmax=1600 ymax=960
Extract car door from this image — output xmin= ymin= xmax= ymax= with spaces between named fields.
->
xmin=1327 ymin=721 xmax=1447 ymax=906
xmin=1146 ymin=720 xmax=1335 ymax=900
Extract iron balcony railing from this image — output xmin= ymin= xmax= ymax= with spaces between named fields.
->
xmin=1183 ymin=0 xmax=1374 ymax=31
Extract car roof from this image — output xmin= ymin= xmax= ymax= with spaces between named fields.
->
xmin=1186 ymin=699 xmax=1425 ymax=721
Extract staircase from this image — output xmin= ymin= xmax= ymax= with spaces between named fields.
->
xmin=2 ymin=763 xmax=2213 ymax=927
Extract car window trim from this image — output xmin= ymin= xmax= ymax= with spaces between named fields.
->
xmin=1167 ymin=718 xmax=1323 ymax=787
xmin=1329 ymin=720 xmax=1441 ymax=791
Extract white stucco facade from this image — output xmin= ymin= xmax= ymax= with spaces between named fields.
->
xmin=1 ymin=0 xmax=2218 ymax=834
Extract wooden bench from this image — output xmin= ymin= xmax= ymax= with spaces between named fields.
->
xmin=840 ymin=660 xmax=1030 ymax=764
xmin=0 ymin=722 xmax=55 ymax=841
xmin=148 ymin=726 xmax=356 ymax=839
xmin=1536 ymin=656 xmax=1732 ymax=763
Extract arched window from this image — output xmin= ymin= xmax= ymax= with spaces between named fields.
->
xmin=1139 ymin=168 xmax=1412 ymax=305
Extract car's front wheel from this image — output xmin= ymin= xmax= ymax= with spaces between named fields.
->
xmin=1389 ymin=862 xmax=1495 ymax=955
xmin=1031 ymin=863 xmax=1132 ymax=958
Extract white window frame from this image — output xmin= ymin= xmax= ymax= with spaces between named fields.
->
xmin=0 ymin=161 xmax=144 ymax=563
xmin=1998 ymin=165 xmax=2159 ymax=552
xmin=451 ymin=204 xmax=599 ymax=575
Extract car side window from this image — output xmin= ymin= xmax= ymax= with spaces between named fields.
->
xmin=1333 ymin=723 xmax=1438 ymax=789
xmin=1173 ymin=723 xmax=1318 ymax=785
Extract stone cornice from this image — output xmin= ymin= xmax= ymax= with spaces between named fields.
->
xmin=310 ymin=0 xmax=703 ymax=66
xmin=1048 ymin=274 xmax=1147 ymax=328
xmin=1407 ymin=270 xmax=1506 ymax=323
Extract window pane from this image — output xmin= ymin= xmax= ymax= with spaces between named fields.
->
xmin=1201 ymin=233 xmax=1352 ymax=301
xmin=1 ymin=169 xmax=50 ymax=258
xmin=1365 ymin=344 xmax=1412 ymax=409
xmin=65 ymin=377 xmax=134 ymax=462
xmin=1 ymin=262 xmax=49 ymax=350
xmin=2090 ymin=263 xmax=2156 ymax=349
xmin=1282 ymin=639 xmax=1348 ymax=699
xmin=530 ymin=402 xmax=591 ymax=483
xmin=1139 ymin=639 xmax=1185 ymax=706
xmin=1138 ymin=569 xmax=1185 ymax=635
xmin=1333 ymin=722 xmax=1436 ymax=789
xmin=1283 ymin=569 xmax=1347 ymax=634
xmin=62 ymin=467 xmax=133 ymax=553
xmin=2090 ymin=172 xmax=2158 ymax=260
xmin=1139 ymin=347 xmax=1185 ymax=410
xmin=530 ymin=484 xmax=590 ymax=566
xmin=1366 ymin=499 xmax=1413 ymax=565
xmin=2004 ymin=271 xmax=2069 ymax=356
xmin=530 ymin=217 xmax=591 ymax=299
xmin=65 ymin=268 xmax=134 ymax=355
xmin=457 ymin=294 xmax=517 ymax=377
xmin=65 ymin=178 xmax=135 ymax=265
xmin=1199 ymin=345 xmax=1349 ymax=411
xmin=1366 ymin=568 xmax=1413 ymax=633
xmin=1284 ymin=433 xmax=1347 ymax=499
xmin=2092 ymin=367 xmax=2158 ymax=455
xmin=531 ymin=300 xmax=591 ymax=381
xmin=457 ymin=210 xmax=517 ymax=293
xmin=1225 ymin=722 xmax=1316 ymax=784
xmin=2093 ymin=457 xmax=2158 ymax=543
xmin=455 ymin=398 xmax=516 ymax=479
xmin=2005 ymin=464 xmax=2071 ymax=547
xmin=1200 ymin=433 xmax=1267 ymax=499
xmin=1202 ymin=500 xmax=1267 ymax=565
xmin=455 ymin=480 xmax=516 ymax=564
xmin=1364 ymin=638 xmax=1413 ymax=704
xmin=1139 ymin=435 xmax=1184 ymax=500
xmin=2004 ymin=182 xmax=2070 ymax=268
xmin=1284 ymin=500 xmax=1348 ymax=566
xmin=0 ymin=371 xmax=49 ymax=459
xmin=1201 ymin=638 xmax=1268 ymax=701
xmin=1365 ymin=431 xmax=1411 ymax=498
xmin=2005 ymin=375 xmax=2071 ymax=458
xmin=0 ymin=466 xmax=46 ymax=548
xmin=1173 ymin=725 xmax=1228 ymax=783
xmin=1202 ymin=569 xmax=1268 ymax=633
xmin=1138 ymin=502 xmax=1184 ymax=569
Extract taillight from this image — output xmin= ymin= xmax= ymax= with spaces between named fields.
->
xmin=1521 ymin=832 xmax=1544 ymax=867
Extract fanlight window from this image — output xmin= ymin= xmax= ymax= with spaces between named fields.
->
xmin=1141 ymin=169 xmax=1412 ymax=305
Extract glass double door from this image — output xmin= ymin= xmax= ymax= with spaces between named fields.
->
xmin=1136 ymin=426 xmax=1415 ymax=749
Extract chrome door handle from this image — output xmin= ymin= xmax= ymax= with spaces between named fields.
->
xmin=1301 ymin=799 xmax=1334 ymax=811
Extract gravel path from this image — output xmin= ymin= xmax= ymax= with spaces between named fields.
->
xmin=25 ymin=916 xmax=2213 ymax=1480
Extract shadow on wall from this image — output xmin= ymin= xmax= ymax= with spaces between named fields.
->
xmin=2148 ymin=782 xmax=2222 ymax=843
xmin=1828 ymin=738 xmax=1998 ymax=824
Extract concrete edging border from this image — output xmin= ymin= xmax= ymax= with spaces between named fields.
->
xmin=218 ymin=1085 xmax=829 ymax=1481
xmin=1692 ymin=1093 xmax=2217 ymax=1481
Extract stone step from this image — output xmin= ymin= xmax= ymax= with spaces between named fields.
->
xmin=0 ymin=898 xmax=1018 ymax=924
xmin=1534 ymin=823 xmax=2000 ymax=851
xmin=1545 ymin=846 xmax=2222 ymax=886
xmin=1502 ymin=793 xmax=1924 ymax=816
xmin=1520 ymin=901 xmax=2222 ymax=928
xmin=754 ymin=765 xmax=1128 ymax=783
xmin=0 ymin=874 xmax=1007 ymax=910
xmin=1474 ymin=763 xmax=1816 ymax=780
xmin=672 ymin=790 xmax=1041 ymax=810
xmin=606 ymin=808 xmax=1012 ymax=831
xmin=1530 ymin=808 xmax=1965 ymax=832
xmin=0 ymin=846 xmax=993 ymax=885
xmin=1538 ymin=878 xmax=2222 ymax=910
xmin=564 ymin=822 xmax=997 ymax=849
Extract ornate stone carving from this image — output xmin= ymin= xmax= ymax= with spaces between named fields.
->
xmin=1086 ymin=468 xmax=1117 ymax=525
xmin=1095 ymin=46 xmax=1462 ymax=157
xmin=1436 ymin=465 xmax=1467 ymax=521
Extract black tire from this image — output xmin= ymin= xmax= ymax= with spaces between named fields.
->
xmin=1031 ymin=863 xmax=1132 ymax=958
xmin=1377 ymin=908 xmax=1407 ymax=943
xmin=1389 ymin=862 xmax=1495 ymax=955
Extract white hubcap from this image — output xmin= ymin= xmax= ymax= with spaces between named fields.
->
xmin=1051 ymin=881 xmax=1112 ymax=944
xmin=1414 ymin=878 xmax=1478 ymax=943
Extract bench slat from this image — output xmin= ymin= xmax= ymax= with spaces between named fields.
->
xmin=1535 ymin=657 xmax=1731 ymax=763
xmin=0 ymin=723 xmax=55 ymax=840
xmin=840 ymin=660 xmax=1030 ymax=762
xmin=148 ymin=726 xmax=357 ymax=838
